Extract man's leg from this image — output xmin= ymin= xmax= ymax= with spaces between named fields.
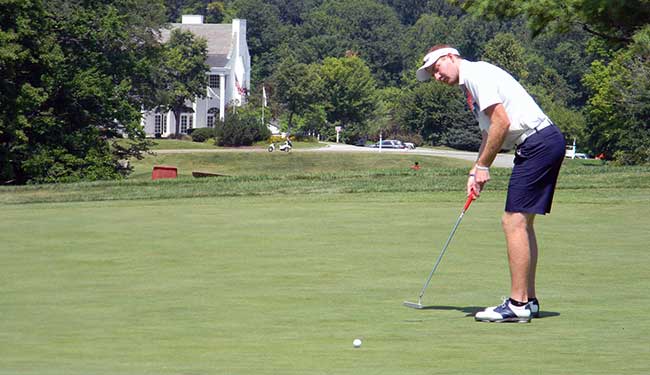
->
xmin=527 ymin=215 xmax=538 ymax=299
xmin=474 ymin=212 xmax=536 ymax=323
xmin=502 ymin=212 xmax=537 ymax=303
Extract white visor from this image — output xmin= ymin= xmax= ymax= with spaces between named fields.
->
xmin=416 ymin=47 xmax=460 ymax=81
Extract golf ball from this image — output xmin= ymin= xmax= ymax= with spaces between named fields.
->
xmin=353 ymin=338 xmax=362 ymax=348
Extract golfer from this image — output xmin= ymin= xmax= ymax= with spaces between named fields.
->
xmin=416 ymin=45 xmax=565 ymax=322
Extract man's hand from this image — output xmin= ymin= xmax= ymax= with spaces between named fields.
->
xmin=473 ymin=165 xmax=490 ymax=196
xmin=467 ymin=165 xmax=489 ymax=197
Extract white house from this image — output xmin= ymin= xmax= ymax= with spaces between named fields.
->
xmin=141 ymin=15 xmax=251 ymax=137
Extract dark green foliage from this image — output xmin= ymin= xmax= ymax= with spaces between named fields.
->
xmin=0 ymin=0 xmax=166 ymax=184
xmin=320 ymin=56 xmax=378 ymax=129
xmin=583 ymin=26 xmax=650 ymax=164
xmin=216 ymin=109 xmax=271 ymax=146
xmin=396 ymin=82 xmax=478 ymax=148
xmin=191 ymin=127 xmax=216 ymax=142
xmin=270 ymin=56 xmax=323 ymax=133
xmin=300 ymin=0 xmax=405 ymax=85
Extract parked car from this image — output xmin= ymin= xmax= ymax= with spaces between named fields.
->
xmin=403 ymin=141 xmax=416 ymax=149
xmin=369 ymin=140 xmax=407 ymax=149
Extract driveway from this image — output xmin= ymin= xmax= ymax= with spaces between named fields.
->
xmin=302 ymin=142 xmax=515 ymax=168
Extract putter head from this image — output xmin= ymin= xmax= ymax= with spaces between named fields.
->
xmin=403 ymin=301 xmax=425 ymax=309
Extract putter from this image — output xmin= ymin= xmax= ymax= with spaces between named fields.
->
xmin=403 ymin=192 xmax=476 ymax=309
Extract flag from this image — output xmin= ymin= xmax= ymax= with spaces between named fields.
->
xmin=262 ymin=86 xmax=267 ymax=107
xmin=235 ymin=76 xmax=246 ymax=95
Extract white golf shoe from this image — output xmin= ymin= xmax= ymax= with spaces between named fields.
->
xmin=475 ymin=298 xmax=532 ymax=323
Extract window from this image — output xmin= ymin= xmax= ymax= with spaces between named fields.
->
xmin=209 ymin=75 xmax=219 ymax=89
xmin=155 ymin=115 xmax=162 ymax=134
xmin=180 ymin=115 xmax=188 ymax=133
xmin=207 ymin=108 xmax=219 ymax=128
xmin=155 ymin=113 xmax=168 ymax=134
xmin=180 ymin=114 xmax=194 ymax=133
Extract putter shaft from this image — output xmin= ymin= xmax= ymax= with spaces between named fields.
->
xmin=406 ymin=194 xmax=475 ymax=308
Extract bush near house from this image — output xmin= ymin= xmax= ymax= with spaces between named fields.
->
xmin=191 ymin=127 xmax=216 ymax=143
xmin=216 ymin=110 xmax=271 ymax=146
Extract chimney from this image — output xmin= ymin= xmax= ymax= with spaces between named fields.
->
xmin=181 ymin=15 xmax=204 ymax=24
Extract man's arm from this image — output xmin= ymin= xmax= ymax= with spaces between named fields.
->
xmin=477 ymin=103 xmax=510 ymax=167
xmin=470 ymin=103 xmax=510 ymax=195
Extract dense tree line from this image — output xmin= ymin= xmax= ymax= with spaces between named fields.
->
xmin=212 ymin=0 xmax=648 ymax=163
xmin=2 ymin=0 xmax=648 ymax=184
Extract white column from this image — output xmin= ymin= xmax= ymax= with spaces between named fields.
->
xmin=192 ymin=101 xmax=197 ymax=129
xmin=165 ymin=111 xmax=171 ymax=137
xmin=219 ymin=74 xmax=226 ymax=121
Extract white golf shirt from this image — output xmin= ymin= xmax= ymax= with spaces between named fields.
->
xmin=459 ymin=60 xmax=549 ymax=150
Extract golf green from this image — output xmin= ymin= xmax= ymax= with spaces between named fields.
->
xmin=1 ymin=191 xmax=649 ymax=374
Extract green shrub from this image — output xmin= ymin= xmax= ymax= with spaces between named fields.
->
xmin=612 ymin=148 xmax=650 ymax=166
xmin=21 ymin=146 xmax=124 ymax=184
xmin=268 ymin=135 xmax=288 ymax=143
xmin=191 ymin=128 xmax=216 ymax=143
xmin=216 ymin=110 xmax=271 ymax=147
xmin=292 ymin=134 xmax=318 ymax=143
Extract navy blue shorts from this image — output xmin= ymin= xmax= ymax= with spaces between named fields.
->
xmin=505 ymin=125 xmax=565 ymax=215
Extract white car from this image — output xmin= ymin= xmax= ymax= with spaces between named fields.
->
xmin=565 ymin=145 xmax=587 ymax=159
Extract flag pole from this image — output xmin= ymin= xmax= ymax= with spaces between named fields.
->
xmin=262 ymin=86 xmax=267 ymax=127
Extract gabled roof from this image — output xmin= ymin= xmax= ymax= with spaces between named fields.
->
xmin=160 ymin=23 xmax=233 ymax=69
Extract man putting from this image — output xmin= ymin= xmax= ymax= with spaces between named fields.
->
xmin=416 ymin=45 xmax=565 ymax=323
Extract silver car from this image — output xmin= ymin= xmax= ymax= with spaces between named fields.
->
xmin=370 ymin=140 xmax=407 ymax=149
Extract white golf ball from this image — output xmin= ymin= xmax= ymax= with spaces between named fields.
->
xmin=353 ymin=338 xmax=362 ymax=348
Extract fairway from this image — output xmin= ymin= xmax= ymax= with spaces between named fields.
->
xmin=2 ymin=191 xmax=649 ymax=374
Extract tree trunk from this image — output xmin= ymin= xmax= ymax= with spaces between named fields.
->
xmin=287 ymin=111 xmax=294 ymax=136
xmin=173 ymin=107 xmax=182 ymax=138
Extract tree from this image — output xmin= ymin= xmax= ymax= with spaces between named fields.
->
xmin=270 ymin=56 xmax=323 ymax=134
xmin=227 ymin=0 xmax=287 ymax=82
xmin=300 ymin=0 xmax=405 ymax=85
xmin=379 ymin=0 xmax=464 ymax=25
xmin=583 ymin=26 xmax=650 ymax=163
xmin=157 ymin=28 xmax=209 ymax=138
xmin=1 ymin=0 xmax=166 ymax=184
xmin=319 ymin=56 xmax=378 ymax=142
xmin=396 ymin=82 xmax=480 ymax=149
xmin=453 ymin=0 xmax=650 ymax=43
xmin=401 ymin=13 xmax=505 ymax=79
xmin=482 ymin=33 xmax=528 ymax=80
xmin=528 ymin=27 xmax=596 ymax=107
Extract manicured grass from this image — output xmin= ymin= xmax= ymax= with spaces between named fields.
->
xmin=116 ymin=138 xmax=220 ymax=150
xmin=1 ymin=190 xmax=649 ymax=374
xmin=130 ymin=151 xmax=470 ymax=179
xmin=1 ymin=153 xmax=648 ymax=205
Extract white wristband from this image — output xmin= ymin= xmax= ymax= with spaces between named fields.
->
xmin=476 ymin=165 xmax=489 ymax=171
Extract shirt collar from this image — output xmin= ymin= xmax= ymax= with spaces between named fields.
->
xmin=458 ymin=59 xmax=468 ymax=87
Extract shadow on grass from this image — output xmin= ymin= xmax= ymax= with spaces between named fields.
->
xmin=403 ymin=305 xmax=561 ymax=319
